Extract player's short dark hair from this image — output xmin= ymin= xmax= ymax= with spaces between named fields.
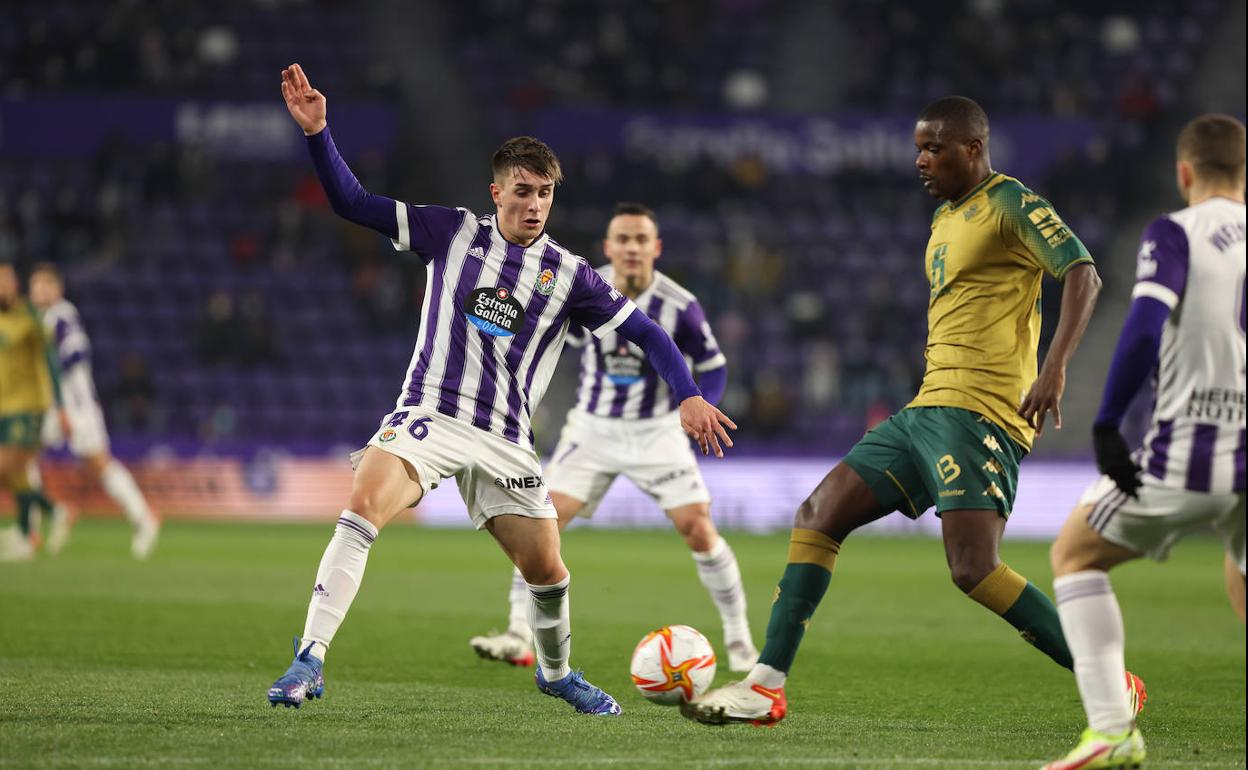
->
xmin=492 ymin=136 xmax=563 ymax=185
xmin=30 ymin=262 xmax=62 ymax=283
xmin=1177 ymin=114 xmax=1245 ymax=183
xmin=610 ymin=202 xmax=659 ymax=231
xmin=918 ymin=96 xmax=990 ymax=143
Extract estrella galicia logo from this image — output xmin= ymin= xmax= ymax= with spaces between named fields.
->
xmin=604 ymin=342 xmax=644 ymax=385
xmin=464 ymin=287 xmax=525 ymax=337
xmin=494 ymin=475 xmax=545 ymax=490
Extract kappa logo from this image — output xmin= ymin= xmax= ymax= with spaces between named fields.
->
xmin=982 ymin=458 xmax=1003 ymax=474
xmin=983 ymin=482 xmax=1005 ymax=500
xmin=467 ymin=246 xmax=486 ymax=260
xmin=494 ymin=475 xmax=545 ymax=489
xmin=1020 ymin=192 xmax=1042 ymax=208
xmin=982 ymin=435 xmax=1003 ymax=452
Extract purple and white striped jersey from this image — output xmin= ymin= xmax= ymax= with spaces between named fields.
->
xmin=571 ymin=267 xmax=725 ymax=420
xmin=389 ymin=204 xmax=636 ymax=449
xmin=40 ymin=298 xmax=100 ymax=411
xmin=1134 ymin=197 xmax=1245 ymax=493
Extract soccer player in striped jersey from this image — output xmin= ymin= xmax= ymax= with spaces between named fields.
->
xmin=1044 ymin=115 xmax=1246 ymax=770
xmin=268 ymin=64 xmax=735 ymax=714
xmin=470 ymin=203 xmax=758 ymax=672
xmin=28 ymin=264 xmax=160 ymax=559
xmin=684 ymin=96 xmax=1142 ymax=728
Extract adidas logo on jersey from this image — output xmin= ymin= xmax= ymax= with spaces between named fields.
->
xmin=467 ymin=246 xmax=486 ymax=260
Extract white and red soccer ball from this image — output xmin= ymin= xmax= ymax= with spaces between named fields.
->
xmin=629 ymin=624 xmax=717 ymax=705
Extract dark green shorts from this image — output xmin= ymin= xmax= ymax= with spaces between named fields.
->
xmin=842 ymin=406 xmax=1025 ymax=519
xmin=0 ymin=412 xmax=43 ymax=450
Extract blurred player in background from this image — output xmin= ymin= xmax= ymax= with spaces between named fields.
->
xmin=28 ymin=263 xmax=160 ymax=560
xmin=0 ymin=262 xmax=68 ymax=562
xmin=470 ymin=203 xmax=758 ymax=672
xmin=268 ymin=64 xmax=735 ymax=715
xmin=684 ymin=96 xmax=1146 ymax=726
xmin=1043 ymin=114 xmax=1246 ymax=770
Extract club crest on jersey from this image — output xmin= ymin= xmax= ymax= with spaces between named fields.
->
xmin=379 ymin=428 xmax=397 ymax=442
xmin=464 ymin=287 xmax=526 ymax=337
xmin=534 ymin=268 xmax=557 ymax=296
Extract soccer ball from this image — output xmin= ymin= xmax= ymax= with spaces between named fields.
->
xmin=629 ymin=624 xmax=717 ymax=705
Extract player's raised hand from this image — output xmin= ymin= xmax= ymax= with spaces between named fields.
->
xmin=280 ymin=63 xmax=327 ymax=136
xmin=1018 ymin=366 xmax=1065 ymax=438
xmin=680 ymin=396 xmax=737 ymax=458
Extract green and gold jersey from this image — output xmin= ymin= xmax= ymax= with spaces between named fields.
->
xmin=907 ymin=172 xmax=1093 ymax=450
xmin=0 ymin=298 xmax=56 ymax=415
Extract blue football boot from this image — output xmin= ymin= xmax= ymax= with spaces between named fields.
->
xmin=268 ymin=638 xmax=324 ymax=708
xmin=535 ymin=668 xmax=622 ymax=715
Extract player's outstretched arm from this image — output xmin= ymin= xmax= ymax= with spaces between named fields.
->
xmin=615 ymin=309 xmax=736 ymax=456
xmin=280 ymin=63 xmax=398 ymax=238
xmin=1018 ymin=262 xmax=1102 ymax=437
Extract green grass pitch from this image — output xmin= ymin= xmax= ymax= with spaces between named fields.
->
xmin=1 ymin=519 xmax=1243 ymax=769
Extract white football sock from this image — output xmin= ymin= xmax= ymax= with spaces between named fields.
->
xmin=527 ymin=574 xmax=571 ymax=682
xmin=692 ymin=537 xmax=752 ymax=647
xmin=1055 ymin=570 xmax=1132 ymax=734
xmin=301 ymin=511 xmax=377 ymax=662
xmin=507 ymin=566 xmax=532 ymax=642
xmin=100 ymin=459 xmax=153 ymax=527
xmin=745 ymin=662 xmax=787 ymax=690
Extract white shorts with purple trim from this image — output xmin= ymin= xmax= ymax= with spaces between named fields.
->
xmin=1080 ymin=473 xmax=1245 ymax=573
xmin=546 ymin=409 xmax=711 ymax=519
xmin=351 ymin=407 xmax=556 ymax=530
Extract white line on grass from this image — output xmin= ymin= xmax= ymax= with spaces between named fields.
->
xmin=2 ymin=758 xmax=1241 ymax=769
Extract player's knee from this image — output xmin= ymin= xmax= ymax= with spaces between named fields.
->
xmin=677 ymin=513 xmax=716 ymax=552
xmin=795 ymin=492 xmax=847 ymax=541
xmin=518 ymin=556 xmax=567 ymax=586
xmin=346 ymin=490 xmax=389 ymax=528
xmin=949 ymin=560 xmax=995 ymax=594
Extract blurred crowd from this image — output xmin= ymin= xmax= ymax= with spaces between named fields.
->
xmin=0 ymin=0 xmax=1225 ymax=454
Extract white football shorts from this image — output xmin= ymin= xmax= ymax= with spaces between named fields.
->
xmin=545 ymin=409 xmax=711 ymax=518
xmin=1080 ymin=474 xmax=1245 ymax=574
xmin=352 ymin=406 xmax=556 ymax=529
xmin=42 ymin=401 xmax=110 ymax=456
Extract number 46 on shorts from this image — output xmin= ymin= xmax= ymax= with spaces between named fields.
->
xmin=379 ymin=411 xmax=433 ymax=443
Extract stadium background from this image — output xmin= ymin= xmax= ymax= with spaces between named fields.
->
xmin=1 ymin=0 xmax=1244 ymax=534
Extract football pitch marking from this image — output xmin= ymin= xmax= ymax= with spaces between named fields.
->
xmin=1 ymin=757 xmax=1239 ymax=769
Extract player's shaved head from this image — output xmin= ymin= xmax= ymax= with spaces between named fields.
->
xmin=610 ymin=202 xmax=659 ymax=234
xmin=1177 ymin=114 xmax=1245 ymax=184
xmin=918 ymin=96 xmax=990 ymax=144
xmin=492 ymin=136 xmax=563 ymax=185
